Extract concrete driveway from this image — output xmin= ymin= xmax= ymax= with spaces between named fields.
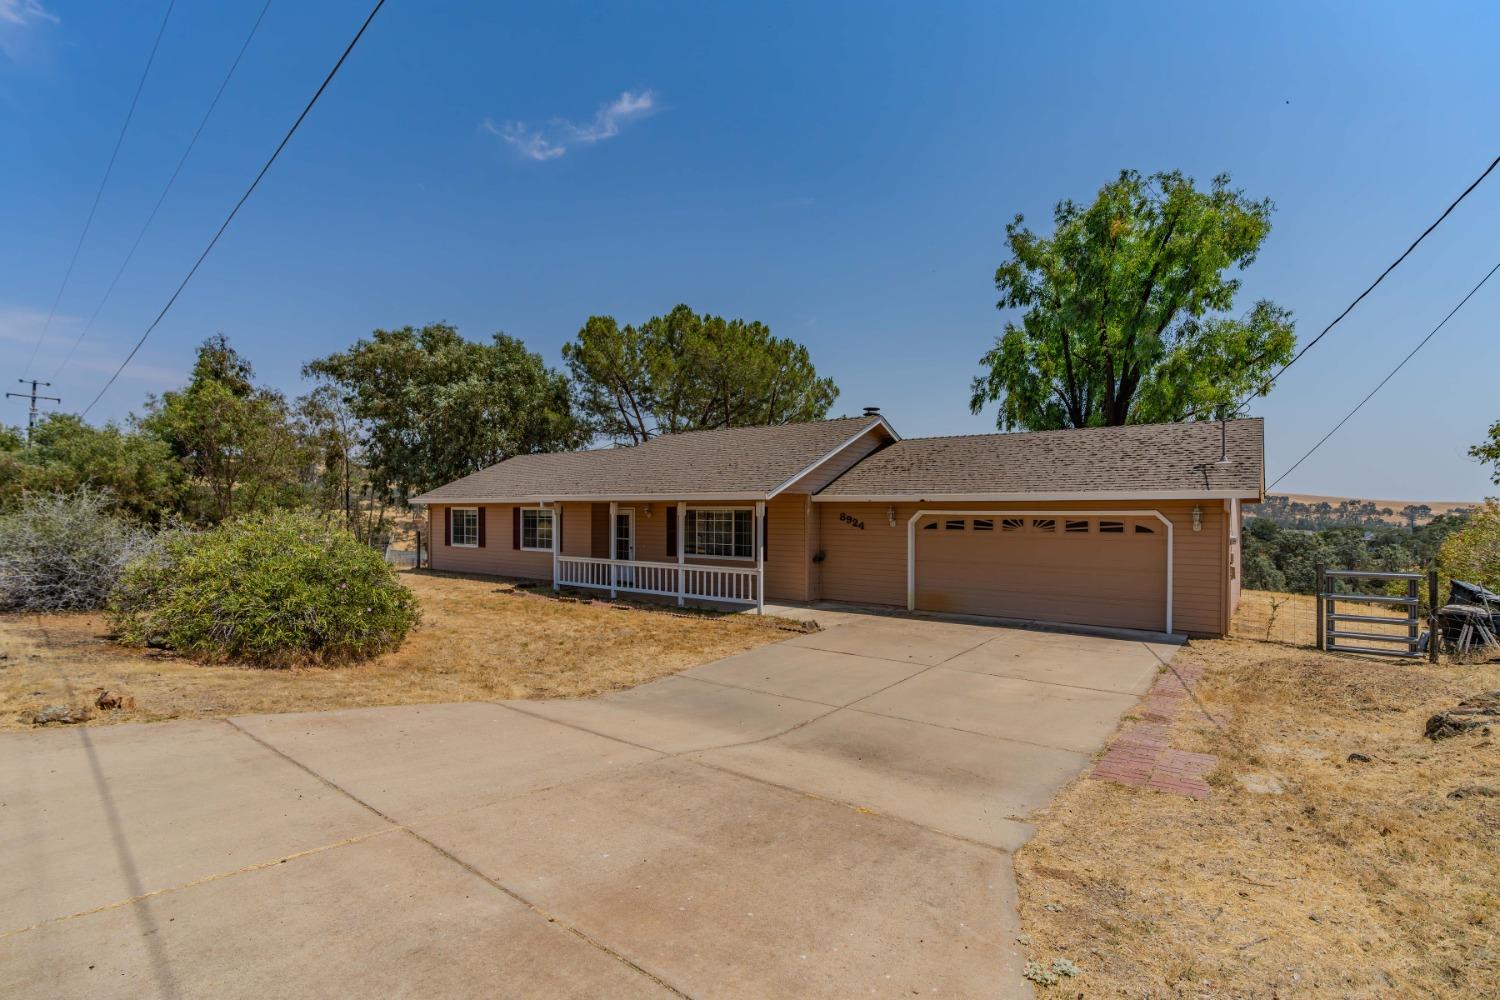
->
xmin=1 ymin=613 xmax=1177 ymax=999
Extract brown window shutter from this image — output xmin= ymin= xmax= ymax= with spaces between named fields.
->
xmin=512 ymin=506 xmax=521 ymax=550
xmin=666 ymin=507 xmax=676 ymax=557
xmin=444 ymin=507 xmax=452 ymax=546
xmin=556 ymin=507 xmax=563 ymax=550
xmin=762 ymin=509 xmax=768 ymax=562
xmin=477 ymin=507 xmax=486 ymax=548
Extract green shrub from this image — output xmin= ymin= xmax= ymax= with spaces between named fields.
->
xmin=0 ymin=488 xmax=152 ymax=611
xmin=110 ymin=509 xmax=420 ymax=665
xmin=1438 ymin=499 xmax=1500 ymax=593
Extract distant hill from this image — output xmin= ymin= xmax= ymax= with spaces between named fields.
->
xmin=1251 ymin=493 xmax=1477 ymax=530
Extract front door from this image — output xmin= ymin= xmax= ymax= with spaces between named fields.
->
xmin=614 ymin=509 xmax=635 ymax=584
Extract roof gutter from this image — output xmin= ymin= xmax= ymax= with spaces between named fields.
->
xmin=810 ymin=489 xmax=1262 ymax=502
xmin=409 ymin=491 xmax=770 ymax=506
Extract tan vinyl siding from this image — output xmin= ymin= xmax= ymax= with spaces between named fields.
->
xmin=427 ymin=503 xmax=554 ymax=580
xmin=816 ymin=500 xmax=1229 ymax=637
xmin=765 ymin=493 xmax=810 ymax=602
xmin=1227 ymin=499 xmax=1243 ymax=620
xmin=590 ymin=503 xmax=609 ymax=558
xmin=560 ymin=502 xmax=593 ymax=558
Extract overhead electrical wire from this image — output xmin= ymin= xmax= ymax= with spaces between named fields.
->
xmin=81 ymin=0 xmax=389 ymax=417
xmin=50 ymin=0 xmax=276 ymax=381
xmin=20 ymin=0 xmax=178 ymax=378
xmin=1268 ymin=258 xmax=1500 ymax=490
xmin=1183 ymin=152 xmax=1500 ymax=421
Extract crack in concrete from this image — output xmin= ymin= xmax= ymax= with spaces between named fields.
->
xmin=221 ymin=718 xmax=692 ymax=1000
xmin=0 ymin=827 xmax=402 ymax=941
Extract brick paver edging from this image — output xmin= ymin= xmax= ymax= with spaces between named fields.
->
xmin=1089 ymin=662 xmax=1215 ymax=799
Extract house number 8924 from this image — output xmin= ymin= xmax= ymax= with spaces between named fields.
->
xmin=839 ymin=512 xmax=865 ymax=530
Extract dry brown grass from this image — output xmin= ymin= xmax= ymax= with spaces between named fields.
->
xmin=1233 ymin=588 xmax=1421 ymax=648
xmin=1015 ymin=607 xmax=1500 ymax=997
xmin=0 ymin=570 xmax=806 ymax=730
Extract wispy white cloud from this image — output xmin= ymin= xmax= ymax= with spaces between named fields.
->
xmin=487 ymin=89 xmax=658 ymax=162
xmin=0 ymin=0 xmax=57 ymax=63
xmin=0 ymin=0 xmax=58 ymax=27
xmin=0 ymin=303 xmax=69 ymax=345
xmin=71 ymin=355 xmax=183 ymax=386
xmin=0 ymin=304 xmax=182 ymax=392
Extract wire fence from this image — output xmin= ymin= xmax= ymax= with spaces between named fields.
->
xmin=1230 ymin=589 xmax=1419 ymax=648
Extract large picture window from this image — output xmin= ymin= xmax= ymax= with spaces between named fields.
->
xmin=451 ymin=507 xmax=479 ymax=547
xmin=685 ymin=508 xmax=754 ymax=559
xmin=521 ymin=508 xmax=554 ymax=551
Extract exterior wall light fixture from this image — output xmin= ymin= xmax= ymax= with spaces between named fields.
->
xmin=887 ymin=506 xmax=897 ymax=527
xmin=1192 ymin=506 xmax=1202 ymax=532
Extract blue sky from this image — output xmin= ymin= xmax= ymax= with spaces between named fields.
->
xmin=3 ymin=0 xmax=1498 ymax=501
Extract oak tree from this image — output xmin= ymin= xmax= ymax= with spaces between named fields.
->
xmin=306 ymin=324 xmax=586 ymax=502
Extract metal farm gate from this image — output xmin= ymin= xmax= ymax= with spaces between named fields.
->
xmin=1316 ymin=567 xmax=1438 ymax=662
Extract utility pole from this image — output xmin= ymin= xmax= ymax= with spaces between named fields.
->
xmin=6 ymin=379 xmax=61 ymax=446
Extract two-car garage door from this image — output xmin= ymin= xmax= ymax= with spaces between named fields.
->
xmin=914 ymin=513 xmax=1168 ymax=632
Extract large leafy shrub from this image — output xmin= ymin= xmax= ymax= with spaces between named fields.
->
xmin=0 ymin=488 xmax=152 ymax=611
xmin=1438 ymin=499 xmax=1500 ymax=593
xmin=110 ymin=509 xmax=419 ymax=665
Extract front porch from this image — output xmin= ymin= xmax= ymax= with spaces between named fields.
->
xmin=552 ymin=499 xmax=767 ymax=612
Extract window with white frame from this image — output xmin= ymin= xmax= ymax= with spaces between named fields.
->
xmin=521 ymin=508 xmax=553 ymax=551
xmin=685 ymin=508 xmax=754 ymax=559
xmin=451 ymin=507 xmax=479 ymax=547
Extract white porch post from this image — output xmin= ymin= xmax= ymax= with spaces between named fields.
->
xmin=608 ymin=500 xmax=618 ymax=599
xmin=550 ymin=501 xmax=560 ymax=591
xmin=677 ymin=501 xmax=686 ymax=607
xmin=755 ymin=500 xmax=765 ymax=615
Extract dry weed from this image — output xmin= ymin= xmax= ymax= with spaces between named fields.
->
xmin=1015 ymin=630 xmax=1500 ymax=998
xmin=0 ymin=569 xmax=803 ymax=729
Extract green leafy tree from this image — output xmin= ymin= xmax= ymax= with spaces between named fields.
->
xmin=563 ymin=304 xmax=839 ymax=444
xmin=1241 ymin=546 xmax=1287 ymax=592
xmin=1438 ymin=500 xmax=1500 ymax=593
xmin=306 ymin=324 xmax=586 ymax=502
xmin=297 ymin=385 xmax=391 ymax=544
xmin=0 ymin=414 xmax=182 ymax=523
xmin=971 ymin=169 xmax=1296 ymax=429
xmin=1470 ymin=422 xmax=1500 ymax=483
xmin=140 ymin=334 xmax=313 ymax=523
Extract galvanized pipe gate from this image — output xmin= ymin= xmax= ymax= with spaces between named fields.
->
xmin=1316 ymin=566 xmax=1439 ymax=662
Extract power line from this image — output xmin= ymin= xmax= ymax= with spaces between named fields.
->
xmin=20 ymin=0 xmax=177 ymax=378
xmin=81 ymin=0 xmax=389 ymax=418
xmin=1268 ymin=258 xmax=1500 ymax=490
xmin=51 ymin=0 xmax=275 ymax=382
xmin=1185 ymin=152 xmax=1500 ymax=421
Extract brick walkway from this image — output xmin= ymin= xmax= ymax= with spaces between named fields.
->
xmin=1089 ymin=662 xmax=1216 ymax=799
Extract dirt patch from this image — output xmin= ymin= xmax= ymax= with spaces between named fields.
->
xmin=1014 ymin=635 xmax=1500 ymax=997
xmin=0 ymin=569 xmax=807 ymax=730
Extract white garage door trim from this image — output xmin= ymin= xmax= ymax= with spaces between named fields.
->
xmin=906 ymin=509 xmax=1174 ymax=634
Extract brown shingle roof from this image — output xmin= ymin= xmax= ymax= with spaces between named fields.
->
xmin=815 ymin=419 xmax=1264 ymax=499
xmin=410 ymin=416 xmax=890 ymax=503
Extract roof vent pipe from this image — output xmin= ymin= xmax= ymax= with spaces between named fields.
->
xmin=863 ymin=406 xmax=881 ymax=416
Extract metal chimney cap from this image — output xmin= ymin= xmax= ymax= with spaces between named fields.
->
xmin=862 ymin=406 xmax=881 ymax=416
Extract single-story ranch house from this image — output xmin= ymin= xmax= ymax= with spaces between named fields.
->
xmin=410 ymin=411 xmax=1263 ymax=637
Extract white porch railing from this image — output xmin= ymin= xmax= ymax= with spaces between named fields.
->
xmin=556 ymin=556 xmax=759 ymax=606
